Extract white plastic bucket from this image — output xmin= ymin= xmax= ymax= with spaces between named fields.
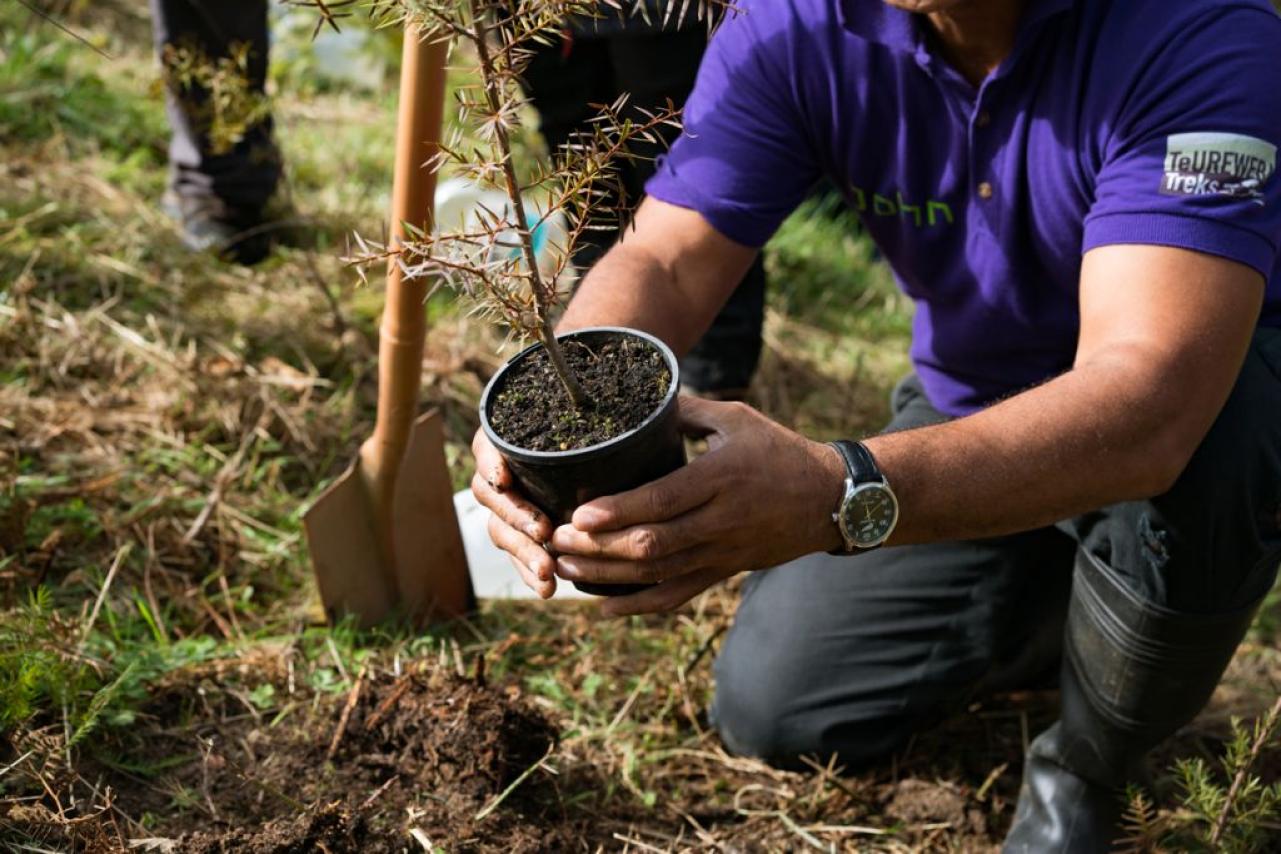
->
xmin=434 ymin=177 xmax=573 ymax=286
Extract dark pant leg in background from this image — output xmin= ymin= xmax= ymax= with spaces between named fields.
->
xmin=522 ymin=28 xmax=767 ymax=395
xmin=521 ymin=38 xmax=613 ymax=168
xmin=150 ymin=0 xmax=279 ymax=219
xmin=712 ymin=375 xmax=1077 ymax=768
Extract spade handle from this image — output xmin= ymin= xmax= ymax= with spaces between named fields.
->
xmin=360 ymin=26 xmax=450 ymax=562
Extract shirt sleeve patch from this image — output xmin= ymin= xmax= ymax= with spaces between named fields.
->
xmin=1160 ymin=132 xmax=1277 ymax=205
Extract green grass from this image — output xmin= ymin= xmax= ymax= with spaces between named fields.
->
xmin=0 ymin=584 xmax=221 ymax=739
xmin=0 ymin=16 xmax=167 ymax=168
xmin=766 ymin=193 xmax=911 ymax=340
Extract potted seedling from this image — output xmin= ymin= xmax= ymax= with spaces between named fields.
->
xmin=351 ymin=0 xmax=715 ymax=594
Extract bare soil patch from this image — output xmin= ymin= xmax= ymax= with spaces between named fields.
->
xmin=0 ymin=667 xmax=592 ymax=853
xmin=6 ymin=637 xmax=1281 ymax=851
xmin=151 ymin=668 xmax=577 ymax=852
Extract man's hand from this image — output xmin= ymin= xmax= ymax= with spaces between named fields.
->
xmin=549 ymin=396 xmax=846 ymax=616
xmin=471 ymin=397 xmax=846 ymax=610
xmin=471 ymin=429 xmax=557 ymax=599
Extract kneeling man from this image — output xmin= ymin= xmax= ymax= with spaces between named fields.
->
xmin=473 ymin=0 xmax=1281 ymax=849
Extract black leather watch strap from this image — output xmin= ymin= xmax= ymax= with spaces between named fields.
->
xmin=828 ymin=440 xmax=883 ymax=556
xmin=830 ymin=439 xmax=879 ymax=485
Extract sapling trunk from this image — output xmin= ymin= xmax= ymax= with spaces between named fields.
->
xmin=470 ymin=0 xmax=590 ymax=409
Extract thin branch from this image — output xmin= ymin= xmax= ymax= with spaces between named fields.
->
xmin=326 ymin=666 xmax=366 ymax=761
xmin=14 ymin=0 xmax=114 ymax=59
xmin=79 ymin=545 xmax=131 ymax=651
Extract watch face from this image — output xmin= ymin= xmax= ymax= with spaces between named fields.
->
xmin=841 ymin=483 xmax=898 ymax=547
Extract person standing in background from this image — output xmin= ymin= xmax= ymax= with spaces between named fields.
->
xmin=150 ymin=0 xmax=277 ymax=265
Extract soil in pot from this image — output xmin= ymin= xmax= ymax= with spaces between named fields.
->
xmin=488 ymin=335 xmax=670 ymax=452
xmin=483 ymin=328 xmax=684 ymax=597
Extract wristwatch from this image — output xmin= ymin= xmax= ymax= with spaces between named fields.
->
xmin=828 ymin=440 xmax=899 ymax=553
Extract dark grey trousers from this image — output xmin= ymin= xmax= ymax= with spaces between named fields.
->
xmin=150 ymin=0 xmax=279 ymax=215
xmin=712 ymin=328 xmax=1281 ymax=767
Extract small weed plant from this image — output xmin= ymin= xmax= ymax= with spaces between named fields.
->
xmin=1117 ymin=697 xmax=1281 ymax=853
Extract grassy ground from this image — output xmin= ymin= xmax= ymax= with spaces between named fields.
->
xmin=2 ymin=3 xmax=1279 ymax=852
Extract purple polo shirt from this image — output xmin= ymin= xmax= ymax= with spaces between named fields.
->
xmin=646 ymin=0 xmax=1281 ymax=415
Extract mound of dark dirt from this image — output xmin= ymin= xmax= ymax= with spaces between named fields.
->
xmin=330 ymin=668 xmax=557 ymax=803
xmin=489 ymin=336 xmax=670 ymax=452
xmin=83 ymin=668 xmax=598 ymax=852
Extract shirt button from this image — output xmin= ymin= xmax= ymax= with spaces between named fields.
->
xmin=978 ymin=181 xmax=994 ymax=200
xmin=976 ymin=110 xmax=991 ymax=128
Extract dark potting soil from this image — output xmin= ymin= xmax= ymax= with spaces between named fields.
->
xmin=489 ymin=336 xmax=670 ymax=452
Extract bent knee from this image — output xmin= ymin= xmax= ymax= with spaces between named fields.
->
xmin=711 ymin=661 xmax=929 ymax=769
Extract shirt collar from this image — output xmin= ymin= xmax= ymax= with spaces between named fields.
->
xmin=837 ymin=0 xmax=921 ymax=52
xmin=838 ymin=0 xmax=1076 ymax=54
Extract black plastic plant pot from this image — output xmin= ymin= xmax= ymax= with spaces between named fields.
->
xmin=479 ymin=326 xmax=685 ymax=597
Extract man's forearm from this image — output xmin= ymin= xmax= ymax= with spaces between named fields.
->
xmin=866 ymin=246 xmax=1263 ymax=549
xmin=558 ymin=253 xmax=1223 ymax=551
xmin=529 ymin=247 xmax=1262 ymax=616
xmin=866 ymin=350 xmax=1210 ymax=547
xmin=557 ymin=240 xmax=705 ymax=352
